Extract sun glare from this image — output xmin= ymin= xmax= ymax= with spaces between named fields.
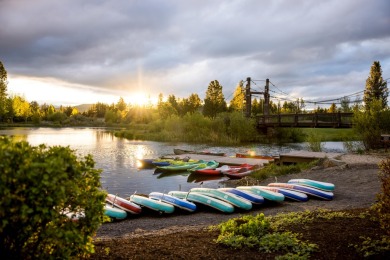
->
xmin=126 ymin=92 xmax=157 ymax=107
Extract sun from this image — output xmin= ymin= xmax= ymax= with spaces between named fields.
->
xmin=126 ymin=92 xmax=157 ymax=107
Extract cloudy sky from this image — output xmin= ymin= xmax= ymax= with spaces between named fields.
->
xmin=1 ymin=0 xmax=389 ymax=108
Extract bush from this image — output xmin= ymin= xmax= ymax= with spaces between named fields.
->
xmin=353 ymin=100 xmax=390 ymax=149
xmin=371 ymin=158 xmax=390 ymax=235
xmin=0 ymin=137 xmax=106 ymax=259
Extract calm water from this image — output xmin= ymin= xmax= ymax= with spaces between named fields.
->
xmin=0 ymin=127 xmax=345 ymax=197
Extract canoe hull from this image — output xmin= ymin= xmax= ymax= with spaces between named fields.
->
xmin=106 ymin=194 xmax=142 ymax=214
xmin=130 ymin=194 xmax=175 ymax=213
xmin=168 ymin=191 xmax=234 ymax=213
xmin=149 ymin=192 xmax=197 ymax=212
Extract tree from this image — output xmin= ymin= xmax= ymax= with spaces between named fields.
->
xmin=180 ymin=93 xmax=202 ymax=116
xmin=229 ymin=81 xmax=245 ymax=111
xmin=116 ymin=97 xmax=127 ymax=112
xmin=363 ymin=61 xmax=388 ymax=110
xmin=11 ymin=95 xmax=31 ymax=122
xmin=0 ymin=137 xmax=106 ymax=259
xmin=328 ymin=103 xmax=337 ymax=113
xmin=340 ymin=96 xmax=351 ymax=112
xmin=0 ymin=61 xmax=8 ymax=119
xmin=203 ymin=80 xmax=227 ymax=118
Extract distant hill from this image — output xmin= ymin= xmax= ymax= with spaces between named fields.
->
xmin=75 ymin=104 xmax=93 ymax=113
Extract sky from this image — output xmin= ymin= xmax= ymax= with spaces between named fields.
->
xmin=1 ymin=0 xmax=389 ymax=108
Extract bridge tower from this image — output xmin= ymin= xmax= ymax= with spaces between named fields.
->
xmin=245 ymin=77 xmax=270 ymax=117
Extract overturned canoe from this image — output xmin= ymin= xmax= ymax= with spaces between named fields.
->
xmin=106 ymin=194 xmax=142 ymax=214
xmin=267 ymin=183 xmax=334 ymax=200
xmin=149 ymin=192 xmax=197 ymax=212
xmin=104 ymin=204 xmax=127 ymax=219
xmin=130 ymin=194 xmax=175 ymax=213
xmin=257 ymin=186 xmax=308 ymax=202
xmin=287 ymin=179 xmax=335 ymax=191
xmin=218 ymin=188 xmax=264 ymax=204
xmin=190 ymin=188 xmax=252 ymax=210
xmin=168 ymin=191 xmax=234 ymax=213
xmin=236 ymin=186 xmax=285 ymax=202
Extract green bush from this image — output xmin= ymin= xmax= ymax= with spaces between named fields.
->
xmin=213 ymin=213 xmax=317 ymax=258
xmin=353 ymin=100 xmax=390 ymax=149
xmin=371 ymin=158 xmax=390 ymax=235
xmin=0 ymin=137 xmax=106 ymax=259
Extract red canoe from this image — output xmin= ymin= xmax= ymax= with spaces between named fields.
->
xmin=106 ymin=194 xmax=142 ymax=214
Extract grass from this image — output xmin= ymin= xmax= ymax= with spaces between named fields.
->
xmin=299 ymin=128 xmax=359 ymax=142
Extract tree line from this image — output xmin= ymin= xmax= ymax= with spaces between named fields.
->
xmin=0 ymin=60 xmax=388 ymax=127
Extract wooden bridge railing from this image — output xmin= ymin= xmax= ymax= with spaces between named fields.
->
xmin=256 ymin=112 xmax=354 ymax=128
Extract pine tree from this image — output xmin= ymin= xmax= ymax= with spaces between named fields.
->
xmin=363 ymin=61 xmax=388 ymax=110
xmin=0 ymin=61 xmax=8 ymax=119
xmin=203 ymin=80 xmax=227 ymax=118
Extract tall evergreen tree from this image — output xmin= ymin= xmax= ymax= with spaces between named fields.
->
xmin=363 ymin=61 xmax=388 ymax=110
xmin=203 ymin=80 xmax=227 ymax=118
xmin=0 ymin=61 xmax=8 ymax=119
xmin=229 ymin=81 xmax=245 ymax=111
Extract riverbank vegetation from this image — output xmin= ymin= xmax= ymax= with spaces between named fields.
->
xmin=1 ymin=60 xmax=389 ymax=147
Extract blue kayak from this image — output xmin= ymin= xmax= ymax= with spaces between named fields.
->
xmin=287 ymin=179 xmax=335 ymax=191
xmin=149 ymin=192 xmax=197 ymax=212
xmin=168 ymin=191 xmax=235 ymax=213
xmin=267 ymin=183 xmax=334 ymax=200
xmin=130 ymin=194 xmax=175 ymax=213
xmin=218 ymin=188 xmax=264 ymax=204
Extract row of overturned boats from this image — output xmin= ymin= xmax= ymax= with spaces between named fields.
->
xmin=104 ymin=178 xmax=335 ymax=220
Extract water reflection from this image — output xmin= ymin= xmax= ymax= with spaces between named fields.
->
xmin=0 ymin=127 xmax=347 ymax=197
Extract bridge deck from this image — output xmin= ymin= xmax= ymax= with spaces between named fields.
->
xmin=256 ymin=112 xmax=354 ymax=128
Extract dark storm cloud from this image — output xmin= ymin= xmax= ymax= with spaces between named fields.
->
xmin=0 ymin=0 xmax=389 ymax=104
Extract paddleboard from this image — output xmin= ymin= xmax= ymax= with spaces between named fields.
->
xmin=236 ymin=186 xmax=285 ymax=202
xmin=106 ymin=194 xmax=142 ymax=214
xmin=130 ymin=194 xmax=175 ymax=214
xmin=257 ymin=186 xmax=308 ymax=202
xmin=104 ymin=204 xmax=127 ymax=219
xmin=190 ymin=188 xmax=252 ymax=210
xmin=218 ymin=188 xmax=264 ymax=204
xmin=149 ymin=192 xmax=197 ymax=212
xmin=168 ymin=191 xmax=234 ymax=213
xmin=287 ymin=179 xmax=335 ymax=191
xmin=267 ymin=183 xmax=334 ymax=200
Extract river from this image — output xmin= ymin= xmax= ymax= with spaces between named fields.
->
xmin=0 ymin=127 xmax=346 ymax=197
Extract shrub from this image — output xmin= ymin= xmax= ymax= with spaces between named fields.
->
xmin=371 ymin=158 xmax=390 ymax=235
xmin=0 ymin=137 xmax=106 ymax=259
xmin=353 ymin=100 xmax=390 ymax=149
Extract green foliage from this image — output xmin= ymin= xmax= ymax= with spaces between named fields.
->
xmin=203 ymin=80 xmax=227 ymax=118
xmin=353 ymin=100 xmax=390 ymax=149
xmin=305 ymin=130 xmax=324 ymax=152
xmin=0 ymin=137 xmax=106 ymax=259
xmin=251 ymin=161 xmax=317 ymax=181
xmin=371 ymin=158 xmax=390 ymax=235
xmin=363 ymin=61 xmax=388 ymax=110
xmin=258 ymin=232 xmax=318 ymax=258
xmin=269 ymin=128 xmax=306 ymax=143
xmin=268 ymin=209 xmax=354 ymax=232
xmin=0 ymin=60 xmax=8 ymax=118
xmin=353 ymin=236 xmax=390 ymax=258
xmin=213 ymin=213 xmax=318 ymax=258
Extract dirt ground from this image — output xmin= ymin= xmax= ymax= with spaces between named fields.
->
xmin=92 ymin=153 xmax=390 ymax=259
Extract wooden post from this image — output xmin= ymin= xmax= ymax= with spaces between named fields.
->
xmin=245 ymin=77 xmax=251 ymax=117
xmin=264 ymin=79 xmax=270 ymax=116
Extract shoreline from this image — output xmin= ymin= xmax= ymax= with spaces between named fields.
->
xmin=95 ymin=153 xmax=387 ymax=240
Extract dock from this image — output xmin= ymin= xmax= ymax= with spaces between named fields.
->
xmin=171 ymin=154 xmax=273 ymax=167
xmin=170 ymin=151 xmax=344 ymax=167
xmin=278 ymin=151 xmax=343 ymax=165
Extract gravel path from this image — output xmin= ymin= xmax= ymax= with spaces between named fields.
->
xmin=95 ymin=153 xmax=387 ymax=240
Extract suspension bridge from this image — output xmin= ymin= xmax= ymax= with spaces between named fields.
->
xmin=244 ymin=77 xmax=360 ymax=129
